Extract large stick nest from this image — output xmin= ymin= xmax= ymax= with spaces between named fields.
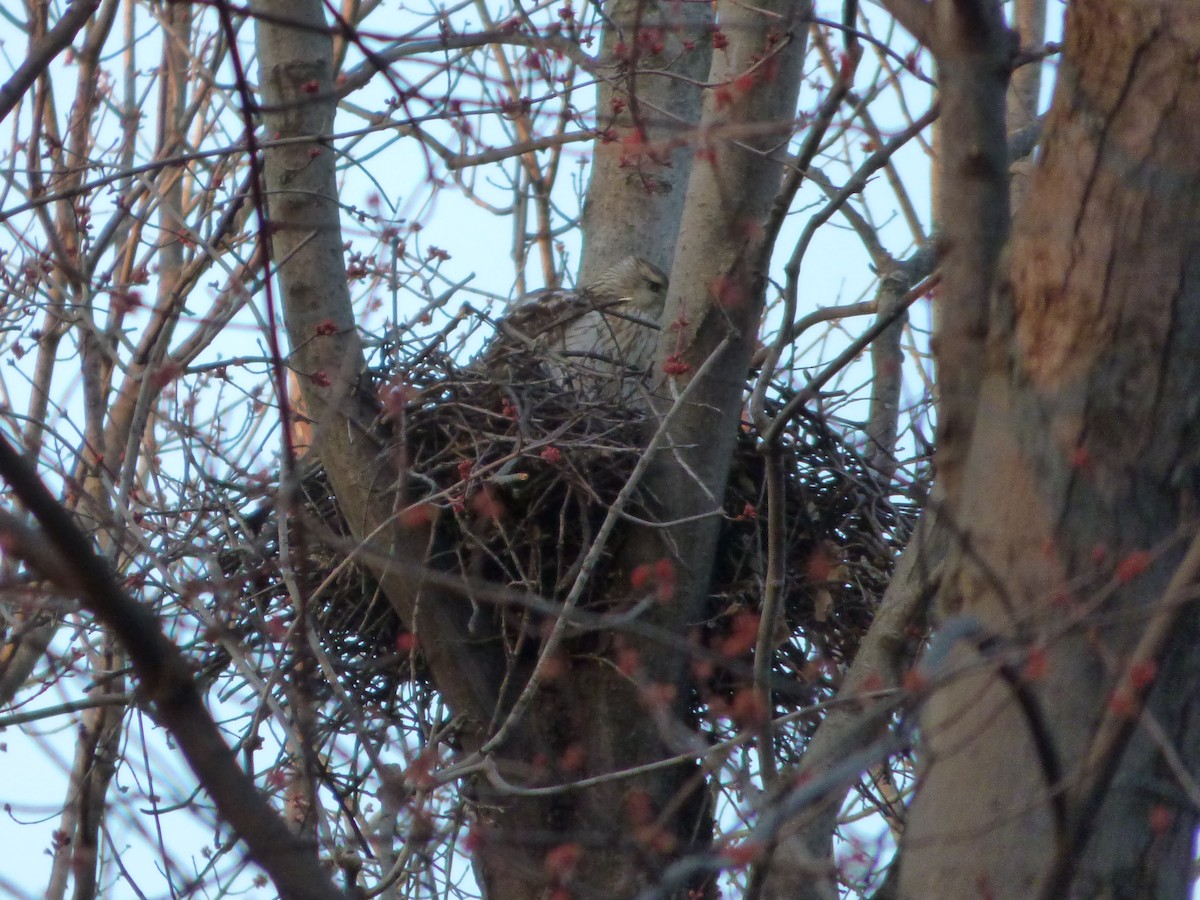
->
xmin=213 ymin=332 xmax=919 ymax=737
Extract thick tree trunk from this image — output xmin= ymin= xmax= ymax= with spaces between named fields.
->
xmin=253 ymin=2 xmax=508 ymax=724
xmin=578 ymin=0 xmax=711 ymax=280
xmin=900 ymin=5 xmax=1200 ymax=897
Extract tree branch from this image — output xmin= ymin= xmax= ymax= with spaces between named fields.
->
xmin=756 ymin=511 xmax=944 ymax=899
xmin=0 ymin=436 xmax=347 ymax=900
xmin=0 ymin=0 xmax=101 ymax=124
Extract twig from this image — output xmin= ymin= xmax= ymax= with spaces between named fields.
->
xmin=763 ymin=273 xmax=939 ymax=446
xmin=0 ymin=691 xmax=131 ymax=732
xmin=753 ymin=447 xmax=787 ymax=786
xmin=750 ymin=104 xmax=939 ymax=430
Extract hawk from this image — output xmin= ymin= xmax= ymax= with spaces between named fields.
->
xmin=483 ymin=256 xmax=669 ymax=401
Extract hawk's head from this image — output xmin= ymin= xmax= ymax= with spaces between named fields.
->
xmin=588 ymin=256 xmax=669 ymax=318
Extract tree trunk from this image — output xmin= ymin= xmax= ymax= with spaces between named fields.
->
xmin=900 ymin=4 xmax=1200 ymax=896
xmin=476 ymin=2 xmax=811 ymax=894
xmin=578 ymin=0 xmax=711 ymax=280
xmin=252 ymin=0 xmax=808 ymax=895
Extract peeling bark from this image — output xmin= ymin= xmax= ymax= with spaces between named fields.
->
xmin=900 ymin=5 xmax=1200 ymax=896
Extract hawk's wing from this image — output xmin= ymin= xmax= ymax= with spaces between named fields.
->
xmin=497 ymin=288 xmax=596 ymax=347
xmin=475 ymin=288 xmax=595 ymax=379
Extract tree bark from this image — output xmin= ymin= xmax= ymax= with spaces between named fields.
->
xmin=633 ymin=0 xmax=812 ymax=683
xmin=761 ymin=512 xmax=943 ymax=900
xmin=253 ymin=1 xmax=507 ymax=727
xmin=578 ymin=0 xmax=711 ymax=280
xmin=900 ymin=4 xmax=1200 ymax=896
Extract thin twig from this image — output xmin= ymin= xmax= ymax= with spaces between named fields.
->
xmin=764 ymin=273 xmax=939 ymax=446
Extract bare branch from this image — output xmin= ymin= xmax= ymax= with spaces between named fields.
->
xmin=0 ymin=435 xmax=348 ymax=900
xmin=0 ymin=0 xmax=101 ymax=123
